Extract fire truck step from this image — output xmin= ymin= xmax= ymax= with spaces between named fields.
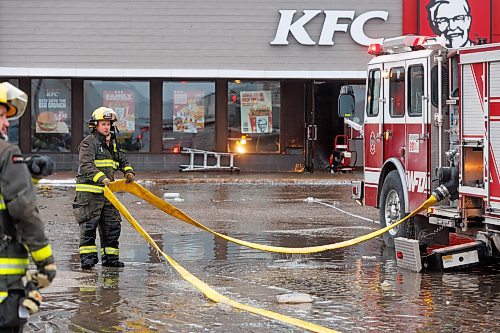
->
xmin=426 ymin=241 xmax=485 ymax=271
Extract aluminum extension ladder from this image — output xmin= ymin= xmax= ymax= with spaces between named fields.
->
xmin=180 ymin=148 xmax=240 ymax=172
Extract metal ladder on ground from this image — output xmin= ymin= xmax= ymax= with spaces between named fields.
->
xmin=180 ymin=148 xmax=240 ymax=172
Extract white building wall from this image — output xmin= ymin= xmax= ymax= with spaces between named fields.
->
xmin=0 ymin=0 xmax=402 ymax=77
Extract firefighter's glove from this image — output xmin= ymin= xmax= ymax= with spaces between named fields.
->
xmin=29 ymin=263 xmax=57 ymax=289
xmin=125 ymin=172 xmax=135 ymax=183
xmin=22 ymin=282 xmax=43 ymax=315
xmin=102 ymin=178 xmax=111 ymax=187
xmin=27 ymin=155 xmax=55 ymax=178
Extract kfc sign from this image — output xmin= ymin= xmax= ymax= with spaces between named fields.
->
xmin=270 ymin=10 xmax=389 ymax=46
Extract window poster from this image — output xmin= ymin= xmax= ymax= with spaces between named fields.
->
xmin=102 ymin=90 xmax=135 ymax=133
xmin=240 ymin=90 xmax=272 ymax=134
xmin=172 ymin=90 xmax=205 ymax=133
xmin=35 ymin=87 xmax=70 ymax=134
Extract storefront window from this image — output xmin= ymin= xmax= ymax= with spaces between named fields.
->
xmin=162 ymin=81 xmax=215 ymax=152
xmin=228 ymin=80 xmax=280 ymax=153
xmin=83 ymin=81 xmax=150 ymax=152
xmin=31 ymin=79 xmax=72 ymax=152
xmin=5 ymin=79 xmax=19 ymax=145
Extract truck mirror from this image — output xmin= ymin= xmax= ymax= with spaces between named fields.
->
xmin=338 ymin=94 xmax=355 ymax=119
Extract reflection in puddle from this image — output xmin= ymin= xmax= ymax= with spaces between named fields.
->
xmin=30 ymin=183 xmax=500 ymax=332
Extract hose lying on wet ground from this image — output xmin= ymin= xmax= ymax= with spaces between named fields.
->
xmin=105 ymin=180 xmax=438 ymax=333
xmin=104 ymin=184 xmax=340 ymax=333
xmin=107 ymin=180 xmax=438 ymax=254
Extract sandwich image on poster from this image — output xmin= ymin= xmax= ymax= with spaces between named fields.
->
xmin=36 ymin=111 xmax=69 ymax=134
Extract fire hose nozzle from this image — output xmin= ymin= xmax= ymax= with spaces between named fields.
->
xmin=432 ymin=185 xmax=450 ymax=202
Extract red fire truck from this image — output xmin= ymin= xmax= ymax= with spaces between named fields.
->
xmin=339 ymin=35 xmax=500 ymax=271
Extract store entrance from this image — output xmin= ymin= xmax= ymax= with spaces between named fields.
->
xmin=307 ymin=80 xmax=364 ymax=172
xmin=308 ymin=81 xmax=342 ymax=171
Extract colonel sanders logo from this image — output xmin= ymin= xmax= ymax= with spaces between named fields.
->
xmin=426 ymin=0 xmax=474 ymax=48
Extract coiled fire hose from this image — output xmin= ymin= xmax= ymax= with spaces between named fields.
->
xmin=104 ymin=181 xmax=438 ymax=333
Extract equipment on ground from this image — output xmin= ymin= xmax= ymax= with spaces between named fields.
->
xmin=339 ymin=35 xmax=500 ymax=271
xmin=327 ymin=135 xmax=356 ymax=173
xmin=180 ymin=147 xmax=240 ymax=172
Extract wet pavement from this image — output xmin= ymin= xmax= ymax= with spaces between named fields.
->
xmin=26 ymin=172 xmax=500 ymax=332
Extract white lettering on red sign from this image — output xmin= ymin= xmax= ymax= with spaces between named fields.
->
xmin=270 ymin=10 xmax=388 ymax=46
xmin=406 ymin=171 xmax=427 ymax=193
xmin=408 ymin=134 xmax=420 ymax=153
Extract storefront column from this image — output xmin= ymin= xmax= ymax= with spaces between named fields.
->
xmin=215 ymin=79 xmax=228 ymax=152
xmin=71 ymin=79 xmax=83 ymax=154
xmin=150 ymin=79 xmax=162 ymax=153
xmin=18 ymin=78 xmax=31 ymax=153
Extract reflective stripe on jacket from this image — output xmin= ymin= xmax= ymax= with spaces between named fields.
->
xmin=0 ymin=140 xmax=54 ymax=303
xmin=75 ymin=133 xmax=134 ymax=193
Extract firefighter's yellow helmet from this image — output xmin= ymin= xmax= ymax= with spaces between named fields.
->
xmin=0 ymin=82 xmax=28 ymax=121
xmin=88 ymin=107 xmax=118 ymax=128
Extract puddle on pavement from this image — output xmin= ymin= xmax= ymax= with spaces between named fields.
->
xmin=29 ymin=183 xmax=500 ymax=332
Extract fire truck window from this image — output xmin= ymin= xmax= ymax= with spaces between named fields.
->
xmin=408 ymin=65 xmax=424 ymax=117
xmin=366 ymin=69 xmax=380 ymax=117
xmin=389 ymin=67 xmax=405 ymax=117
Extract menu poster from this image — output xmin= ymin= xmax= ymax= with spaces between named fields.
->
xmin=35 ymin=88 xmax=70 ymax=134
xmin=240 ymin=91 xmax=272 ymax=134
xmin=103 ymin=90 xmax=135 ymax=133
xmin=173 ymin=90 xmax=205 ymax=133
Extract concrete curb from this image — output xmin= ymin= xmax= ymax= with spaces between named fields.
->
xmin=40 ymin=171 xmax=360 ymax=186
xmin=150 ymin=178 xmax=354 ymax=186
xmin=39 ymin=178 xmax=355 ymax=186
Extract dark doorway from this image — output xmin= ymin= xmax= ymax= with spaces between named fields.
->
xmin=310 ymin=81 xmax=364 ymax=171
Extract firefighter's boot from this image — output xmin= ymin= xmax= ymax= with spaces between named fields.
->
xmin=102 ymin=255 xmax=125 ymax=267
xmin=80 ymin=252 xmax=98 ymax=270
xmin=101 ymin=248 xmax=124 ymax=267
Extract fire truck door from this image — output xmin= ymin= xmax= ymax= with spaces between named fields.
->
xmin=382 ymin=62 xmax=406 ymax=165
xmin=364 ymin=65 xmax=384 ymax=207
xmin=405 ymin=60 xmax=430 ymax=211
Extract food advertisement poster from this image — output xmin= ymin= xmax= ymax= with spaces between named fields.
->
xmin=35 ymin=87 xmax=70 ymax=134
xmin=103 ymin=90 xmax=135 ymax=133
xmin=173 ymin=90 xmax=205 ymax=133
xmin=240 ymin=91 xmax=272 ymax=134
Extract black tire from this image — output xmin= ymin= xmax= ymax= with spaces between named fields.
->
xmin=379 ymin=170 xmax=408 ymax=248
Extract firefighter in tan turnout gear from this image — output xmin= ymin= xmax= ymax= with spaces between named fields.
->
xmin=0 ymin=82 xmax=56 ymax=332
xmin=73 ymin=107 xmax=135 ymax=269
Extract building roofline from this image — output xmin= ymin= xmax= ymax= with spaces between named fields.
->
xmin=0 ymin=67 xmax=367 ymax=80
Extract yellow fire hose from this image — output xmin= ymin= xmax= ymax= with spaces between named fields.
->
xmin=104 ymin=185 xmax=340 ymax=333
xmin=104 ymin=181 xmax=438 ymax=333
xmin=107 ymin=180 xmax=438 ymax=254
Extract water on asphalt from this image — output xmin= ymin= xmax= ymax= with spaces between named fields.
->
xmin=27 ymin=182 xmax=500 ymax=332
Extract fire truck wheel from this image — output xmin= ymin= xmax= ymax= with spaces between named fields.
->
xmin=379 ymin=170 xmax=408 ymax=248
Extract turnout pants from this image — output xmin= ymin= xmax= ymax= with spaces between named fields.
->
xmin=0 ymin=290 xmax=27 ymax=332
xmin=73 ymin=192 xmax=122 ymax=266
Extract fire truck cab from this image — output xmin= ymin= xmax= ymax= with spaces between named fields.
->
xmin=340 ymin=35 xmax=500 ymax=271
